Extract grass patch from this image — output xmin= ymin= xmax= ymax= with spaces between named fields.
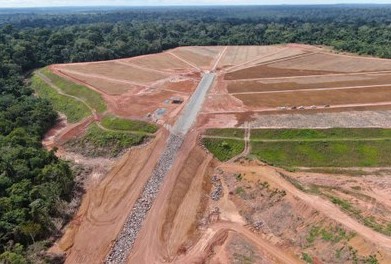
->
xmin=202 ymin=138 xmax=245 ymax=161
xmin=41 ymin=68 xmax=106 ymax=113
xmin=204 ymin=128 xmax=391 ymax=166
xmin=204 ymin=128 xmax=245 ymax=139
xmin=301 ymin=252 xmax=313 ymax=264
xmin=31 ymin=75 xmax=90 ymax=123
xmin=330 ymin=196 xmax=359 ymax=214
xmin=251 ymin=140 xmax=391 ymax=167
xmin=251 ymin=128 xmax=391 ymax=140
xmin=299 ymin=168 xmax=369 ymax=176
xmin=233 ymin=253 xmax=254 ymax=264
xmin=327 ymin=195 xmax=391 ymax=236
xmin=306 ymin=225 xmax=355 ymax=245
xmin=235 ymin=187 xmax=245 ymax=195
xmin=65 ymin=124 xmax=147 ymax=157
xmin=101 ymin=115 xmax=157 ymax=134
xmin=280 ymin=173 xmax=307 ymax=192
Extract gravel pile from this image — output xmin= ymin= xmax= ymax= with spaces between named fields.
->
xmin=251 ymin=110 xmax=391 ymax=128
xmin=211 ymin=175 xmax=223 ymax=201
xmin=105 ymin=134 xmax=184 ymax=264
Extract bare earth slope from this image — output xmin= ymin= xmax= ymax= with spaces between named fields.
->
xmin=48 ymin=45 xmax=391 ymax=264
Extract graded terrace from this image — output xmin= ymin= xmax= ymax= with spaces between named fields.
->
xmin=38 ymin=45 xmax=391 ymax=264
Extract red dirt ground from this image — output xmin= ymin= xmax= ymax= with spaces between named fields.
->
xmin=234 ymin=86 xmax=391 ymax=109
xmin=226 ymin=73 xmax=391 ymax=93
xmin=46 ymin=45 xmax=391 ymax=264
xmin=270 ymin=52 xmax=391 ymax=72
xmin=225 ymin=64 xmax=338 ymax=80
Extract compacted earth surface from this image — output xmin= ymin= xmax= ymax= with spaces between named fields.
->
xmin=39 ymin=45 xmax=391 ymax=263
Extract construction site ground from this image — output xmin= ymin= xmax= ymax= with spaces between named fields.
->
xmin=41 ymin=44 xmax=391 ymax=263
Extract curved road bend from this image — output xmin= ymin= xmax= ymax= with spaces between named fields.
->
xmin=105 ymin=72 xmax=216 ymax=263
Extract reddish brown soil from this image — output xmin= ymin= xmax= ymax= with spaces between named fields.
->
xmin=220 ymin=46 xmax=307 ymax=73
xmin=127 ymin=132 xmax=215 ymax=263
xmin=124 ymin=52 xmax=193 ymax=72
xmin=47 ymin=45 xmax=391 ymax=264
xmin=52 ymin=131 xmax=169 ymax=263
xmin=271 ymin=52 xmax=391 ymax=72
xmin=42 ymin=114 xmax=68 ymax=150
xmin=104 ymin=89 xmax=185 ymax=118
xmin=234 ymin=86 xmax=391 ymax=109
xmin=159 ymin=76 xmax=200 ymax=94
xmin=218 ymin=45 xmax=285 ymax=68
xmin=55 ymin=70 xmax=144 ymax=95
xmin=56 ymin=117 xmax=95 ymax=145
xmin=225 ymin=65 xmax=337 ymax=80
xmin=214 ymin=162 xmax=391 ymax=262
xmin=60 ymin=61 xmax=169 ymax=84
xmin=170 ymin=49 xmax=217 ymax=69
xmin=227 ymin=73 xmax=391 ymax=93
xmin=51 ymin=65 xmax=199 ymax=123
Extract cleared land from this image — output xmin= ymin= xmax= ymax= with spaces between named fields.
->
xmin=53 ymin=70 xmax=142 ymax=95
xmin=52 ymin=48 xmax=203 ymax=121
xmin=170 ymin=46 xmax=223 ymax=69
xmin=234 ymin=86 xmax=391 ymax=108
xmin=124 ymin=52 xmax=194 ymax=72
xmin=227 ymin=73 xmax=391 ymax=93
xmin=270 ymin=52 xmax=391 ymax=72
xmin=60 ymin=62 xmax=169 ymax=84
xmin=204 ymin=46 xmax=391 ymax=118
xmin=47 ymin=46 xmax=391 ymax=264
xmin=218 ymin=45 xmax=285 ymax=68
xmin=225 ymin=64 xmax=337 ymax=80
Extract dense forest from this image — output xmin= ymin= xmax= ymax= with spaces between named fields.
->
xmin=0 ymin=5 xmax=390 ymax=263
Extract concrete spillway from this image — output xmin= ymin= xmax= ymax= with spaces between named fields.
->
xmin=105 ymin=73 xmax=215 ymax=263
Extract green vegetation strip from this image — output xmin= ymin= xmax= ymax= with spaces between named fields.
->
xmin=203 ymin=128 xmax=245 ymax=139
xmin=31 ymin=75 xmax=90 ymax=123
xmin=101 ymin=115 xmax=157 ymax=134
xmin=66 ymin=124 xmax=147 ymax=158
xmin=203 ymin=128 xmax=391 ymax=167
xmin=306 ymin=225 xmax=355 ymax=245
xmin=328 ymin=195 xmax=391 ymax=236
xmin=251 ymin=128 xmax=391 ymax=140
xmin=251 ymin=140 xmax=391 ymax=167
xmin=202 ymin=138 xmax=245 ymax=162
xmin=41 ymin=68 xmax=106 ymax=113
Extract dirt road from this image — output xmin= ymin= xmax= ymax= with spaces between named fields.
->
xmin=175 ymin=222 xmax=302 ymax=264
xmin=221 ymin=163 xmax=391 ymax=251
